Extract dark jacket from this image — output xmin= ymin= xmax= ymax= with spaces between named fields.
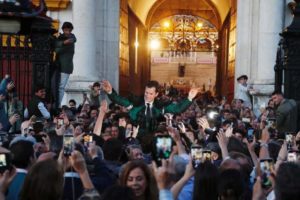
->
xmin=0 ymin=101 xmax=11 ymax=132
xmin=54 ymin=33 xmax=76 ymax=74
xmin=275 ymin=99 xmax=298 ymax=133
xmin=27 ymin=96 xmax=45 ymax=119
xmin=107 ymin=90 xmax=192 ymax=133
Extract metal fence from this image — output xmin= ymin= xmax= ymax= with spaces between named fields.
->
xmin=0 ymin=34 xmax=32 ymax=106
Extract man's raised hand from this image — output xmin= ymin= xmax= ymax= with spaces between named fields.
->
xmin=101 ymin=80 xmax=112 ymax=93
xmin=188 ymin=88 xmax=199 ymax=101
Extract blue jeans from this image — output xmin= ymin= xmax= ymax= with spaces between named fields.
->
xmin=58 ymin=73 xmax=70 ymax=106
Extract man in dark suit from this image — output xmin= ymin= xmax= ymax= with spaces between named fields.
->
xmin=271 ymin=91 xmax=298 ymax=133
xmin=102 ymin=80 xmax=198 ymax=152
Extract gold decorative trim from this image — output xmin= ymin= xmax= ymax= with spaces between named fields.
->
xmin=1 ymin=35 xmax=32 ymax=48
xmin=32 ymin=0 xmax=71 ymax=11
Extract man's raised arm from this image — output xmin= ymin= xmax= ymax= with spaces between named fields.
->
xmin=164 ymin=88 xmax=199 ymax=114
xmin=102 ymin=80 xmax=132 ymax=108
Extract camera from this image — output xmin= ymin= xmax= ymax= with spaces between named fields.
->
xmin=63 ymin=134 xmax=74 ymax=156
xmin=153 ymin=135 xmax=172 ymax=166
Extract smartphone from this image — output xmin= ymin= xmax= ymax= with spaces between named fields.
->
xmin=57 ymin=118 xmax=64 ymax=126
xmin=260 ymin=159 xmax=274 ymax=189
xmin=63 ymin=134 xmax=74 ymax=156
xmin=266 ymin=118 xmax=276 ymax=128
xmin=0 ymin=153 xmax=11 ymax=173
xmin=287 ymin=151 xmax=298 ymax=162
xmin=191 ymin=146 xmax=212 ymax=168
xmin=285 ymin=133 xmax=294 ymax=150
xmin=247 ymin=128 xmax=254 ymax=142
xmin=83 ymin=134 xmax=93 ymax=147
xmin=0 ymin=133 xmax=8 ymax=146
xmin=242 ymin=118 xmax=251 ymax=123
xmin=154 ymin=135 xmax=172 ymax=166
xmin=191 ymin=145 xmax=202 ymax=169
xmin=285 ymin=134 xmax=293 ymax=143
xmin=202 ymin=150 xmax=212 ymax=163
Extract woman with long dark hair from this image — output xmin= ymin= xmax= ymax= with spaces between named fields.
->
xmin=119 ymin=160 xmax=158 ymax=200
xmin=193 ymin=161 xmax=219 ymax=200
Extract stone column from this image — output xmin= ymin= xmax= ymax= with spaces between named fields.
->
xmin=62 ymin=0 xmax=98 ymax=105
xmin=236 ymin=0 xmax=285 ymax=116
xmin=95 ymin=0 xmax=120 ymax=92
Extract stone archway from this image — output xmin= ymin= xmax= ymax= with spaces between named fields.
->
xmin=125 ymin=0 xmax=235 ymax=98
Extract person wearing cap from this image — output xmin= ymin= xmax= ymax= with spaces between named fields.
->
xmin=52 ymin=21 xmax=77 ymax=107
xmin=235 ymin=75 xmax=254 ymax=109
xmin=89 ymin=82 xmax=106 ymax=108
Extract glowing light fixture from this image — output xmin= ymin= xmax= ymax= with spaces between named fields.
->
xmin=196 ymin=22 xmax=203 ymax=29
xmin=134 ymin=41 xmax=139 ymax=48
xmin=163 ymin=21 xmax=170 ymax=28
xmin=150 ymin=39 xmax=160 ymax=50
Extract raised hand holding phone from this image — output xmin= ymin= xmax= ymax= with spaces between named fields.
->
xmin=154 ymin=135 xmax=173 ymax=166
xmin=132 ymin=125 xmax=139 ymax=138
xmin=178 ymin=122 xmax=186 ymax=133
xmin=164 ymin=113 xmax=174 ymax=127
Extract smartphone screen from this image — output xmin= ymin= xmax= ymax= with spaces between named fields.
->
xmin=191 ymin=147 xmax=212 ymax=168
xmin=260 ymin=159 xmax=274 ymax=189
xmin=154 ymin=136 xmax=172 ymax=165
xmin=202 ymin=150 xmax=212 ymax=162
xmin=266 ymin=118 xmax=276 ymax=128
xmin=287 ymin=151 xmax=298 ymax=162
xmin=0 ymin=153 xmax=11 ymax=173
xmin=83 ymin=134 xmax=93 ymax=147
xmin=57 ymin=118 xmax=64 ymax=126
xmin=242 ymin=118 xmax=251 ymax=123
xmin=285 ymin=134 xmax=293 ymax=143
xmin=247 ymin=128 xmax=254 ymax=141
xmin=63 ymin=135 xmax=74 ymax=156
xmin=191 ymin=146 xmax=202 ymax=168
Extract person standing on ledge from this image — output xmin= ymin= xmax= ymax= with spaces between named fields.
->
xmin=52 ymin=21 xmax=77 ymax=108
xmin=102 ymin=80 xmax=199 ymax=152
xmin=235 ymin=75 xmax=255 ymax=109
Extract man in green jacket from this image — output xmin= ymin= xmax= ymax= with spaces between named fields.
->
xmin=271 ymin=91 xmax=298 ymax=133
xmin=53 ymin=22 xmax=77 ymax=107
xmin=102 ymin=80 xmax=199 ymax=151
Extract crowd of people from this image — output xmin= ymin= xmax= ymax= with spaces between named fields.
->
xmin=0 ymin=72 xmax=300 ymax=200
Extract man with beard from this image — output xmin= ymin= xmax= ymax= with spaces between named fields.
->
xmin=271 ymin=90 xmax=298 ymax=133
